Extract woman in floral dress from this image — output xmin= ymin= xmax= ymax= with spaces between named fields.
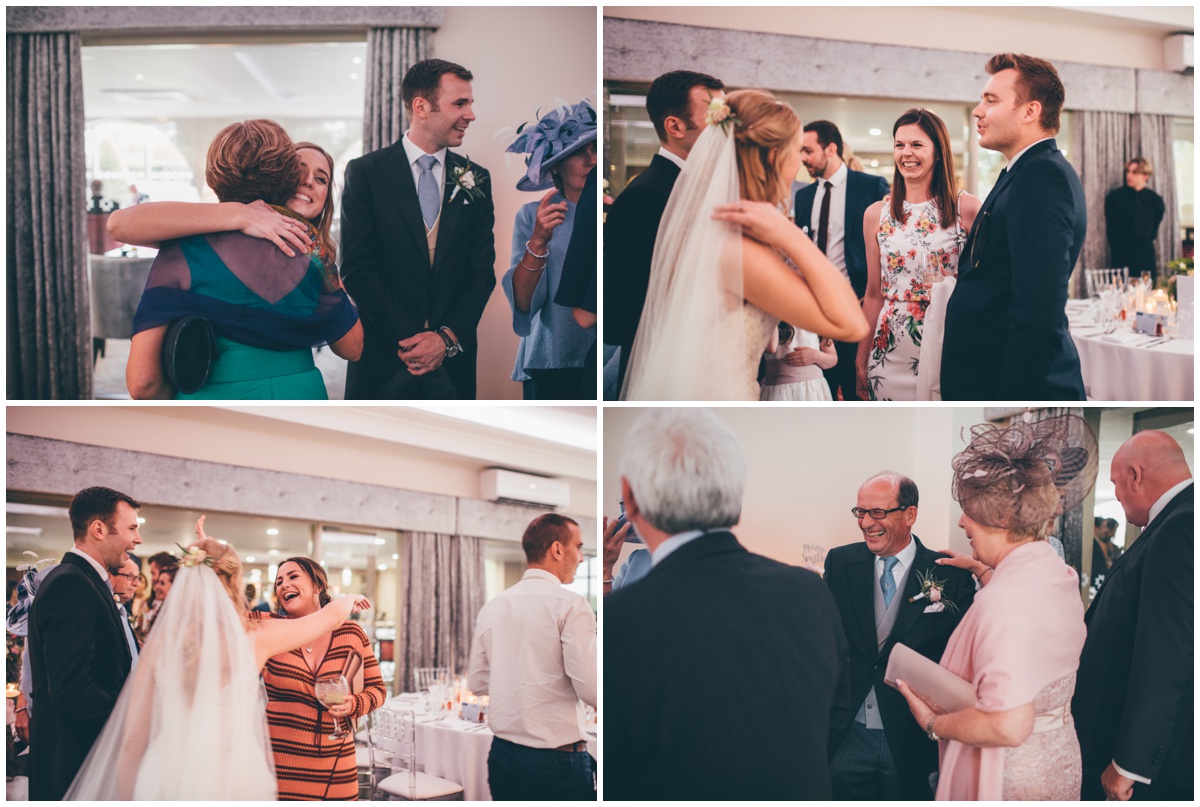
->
xmin=856 ymin=109 xmax=980 ymax=401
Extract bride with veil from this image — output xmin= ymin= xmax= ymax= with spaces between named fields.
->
xmin=622 ymin=89 xmax=870 ymax=401
xmin=65 ymin=519 xmax=371 ymax=800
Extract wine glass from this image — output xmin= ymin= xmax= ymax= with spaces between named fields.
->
xmin=920 ymin=252 xmax=941 ymax=288
xmin=315 ymin=675 xmax=351 ymax=740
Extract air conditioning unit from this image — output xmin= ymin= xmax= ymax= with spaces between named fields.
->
xmin=480 ymin=468 xmax=570 ymax=509
xmin=1164 ymin=33 xmax=1194 ymax=74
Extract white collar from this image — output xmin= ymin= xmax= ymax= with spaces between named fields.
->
xmin=68 ymin=546 xmax=114 ymax=591
xmin=1004 ymin=137 xmax=1055 ymax=170
xmin=820 ymin=162 xmax=849 ymax=189
xmin=521 ymin=568 xmax=563 ymax=586
xmin=657 ymin=146 xmax=687 ymax=172
xmin=402 ymin=131 xmax=448 ymax=169
xmin=1147 ymin=479 xmax=1193 ymax=527
xmin=651 ymin=528 xmax=707 ymax=566
xmin=875 ymin=534 xmax=917 ymax=572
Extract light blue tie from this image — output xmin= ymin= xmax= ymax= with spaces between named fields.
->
xmin=416 ymin=154 xmax=440 ymax=231
xmin=118 ymin=601 xmax=139 ymax=671
xmin=881 ymin=556 xmax=899 ymax=608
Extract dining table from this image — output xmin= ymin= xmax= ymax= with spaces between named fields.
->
xmin=1066 ymin=299 xmax=1194 ymax=401
xmin=378 ymin=692 xmax=596 ymax=801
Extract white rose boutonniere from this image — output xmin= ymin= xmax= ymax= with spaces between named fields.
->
xmin=448 ymin=158 xmax=487 ymax=203
xmin=908 ymin=568 xmax=960 ymax=612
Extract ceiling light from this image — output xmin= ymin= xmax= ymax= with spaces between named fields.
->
xmin=246 ymin=556 xmax=255 ymax=563
xmin=7 ymin=526 xmax=43 ymax=536
xmin=377 ymin=564 xmax=388 ymax=571
xmin=869 ymin=128 xmax=882 ymax=136
xmin=374 ymin=538 xmax=386 ymax=545
xmin=266 ymin=528 xmax=279 ymax=536
xmin=353 ymin=56 xmax=362 ymax=65
xmin=6 ymin=503 xmax=70 ymax=518
xmin=268 ymin=549 xmax=279 ymax=556
xmin=392 ymin=554 xmax=399 ymax=560
xmin=342 ymin=568 xmax=352 ymax=586
xmin=137 ymin=517 xmax=146 ymax=524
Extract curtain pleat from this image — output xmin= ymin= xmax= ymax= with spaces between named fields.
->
xmin=363 ymin=27 xmax=430 ymax=154
xmin=399 ymin=531 xmax=485 ymax=694
xmin=1131 ymin=114 xmax=1181 ymax=273
xmin=7 ymin=32 xmax=90 ymax=399
xmin=1032 ymin=407 xmax=1086 ymax=575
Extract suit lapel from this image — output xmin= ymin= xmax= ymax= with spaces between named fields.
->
xmin=887 ymin=539 xmax=933 ymax=648
xmin=380 ymin=142 xmax=432 ymax=269
xmin=61 ymin=553 xmax=129 ymax=660
xmin=433 ymin=152 xmax=467 ymax=276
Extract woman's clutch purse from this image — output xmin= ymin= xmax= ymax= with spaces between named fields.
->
xmin=884 ymin=642 xmax=976 ymax=713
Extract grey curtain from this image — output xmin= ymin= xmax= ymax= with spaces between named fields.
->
xmin=7 ymin=32 xmax=91 ymax=399
xmin=1131 ymin=114 xmax=1181 ymax=273
xmin=399 ymin=531 xmax=486 ymax=693
xmin=363 ymin=27 xmax=430 ymax=154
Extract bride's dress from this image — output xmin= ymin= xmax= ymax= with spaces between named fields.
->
xmin=622 ymin=115 xmax=773 ymax=401
xmin=65 ymin=565 xmax=277 ymax=800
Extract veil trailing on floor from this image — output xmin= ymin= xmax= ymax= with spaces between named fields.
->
xmin=65 ymin=564 xmax=277 ymax=800
xmin=621 ymin=120 xmax=747 ymax=400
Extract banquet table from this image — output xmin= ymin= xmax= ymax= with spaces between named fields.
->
xmin=379 ymin=693 xmax=597 ymax=801
xmin=1066 ymin=299 xmax=1194 ymax=401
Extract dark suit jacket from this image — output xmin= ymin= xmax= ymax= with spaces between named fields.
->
xmin=794 ymin=169 xmax=890 ymax=299
xmin=824 ymin=536 xmax=976 ymax=799
xmin=602 ymin=154 xmax=681 ymax=395
xmin=605 ymin=531 xmax=852 ymax=800
xmin=1073 ymin=484 xmax=1193 ymax=801
xmin=340 ymin=145 xmax=496 ymax=400
xmin=941 ymin=139 xmax=1086 ymax=400
xmin=28 ymin=552 xmax=133 ymax=800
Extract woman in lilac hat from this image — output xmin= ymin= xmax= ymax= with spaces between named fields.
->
xmin=500 ymin=100 xmax=597 ymax=400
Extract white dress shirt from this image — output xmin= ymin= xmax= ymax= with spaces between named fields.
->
xmin=1003 ymin=136 xmax=1056 ymax=170
xmin=650 ymin=529 xmax=706 ymax=566
xmin=402 ymin=133 xmax=447 ymax=201
xmin=68 ymin=546 xmax=113 ymax=590
xmin=809 ymin=162 xmax=849 ymax=278
xmin=657 ymin=146 xmax=687 ymax=172
xmin=467 ymin=568 xmax=596 ymax=749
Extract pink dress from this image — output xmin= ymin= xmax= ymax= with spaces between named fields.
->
xmin=936 ymin=540 xmax=1086 ymax=800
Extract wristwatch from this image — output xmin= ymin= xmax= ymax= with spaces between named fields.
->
xmin=435 ymin=327 xmax=461 ymax=359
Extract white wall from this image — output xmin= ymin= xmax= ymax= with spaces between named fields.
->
xmin=604 ymin=7 xmax=1189 ymax=71
xmin=432 ymin=7 xmax=598 ymax=400
xmin=603 ymin=407 xmax=987 ymax=570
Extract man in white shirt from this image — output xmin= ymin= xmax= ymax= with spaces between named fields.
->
xmin=108 ymin=554 xmax=141 ymax=668
xmin=1074 ymin=430 xmax=1193 ymax=801
xmin=341 ymin=58 xmax=496 ymax=400
xmin=467 ymin=513 xmax=596 ymax=800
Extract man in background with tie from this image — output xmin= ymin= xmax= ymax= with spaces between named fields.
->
xmin=341 ymin=58 xmax=497 ymax=399
xmin=824 ymin=473 xmax=975 ymax=800
xmin=794 ymin=121 xmax=889 ymax=401
xmin=108 ymin=554 xmax=141 ymax=666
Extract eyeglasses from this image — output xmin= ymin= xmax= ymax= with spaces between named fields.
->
xmin=113 ymin=573 xmax=141 ymax=581
xmin=850 ymin=506 xmax=909 ymax=520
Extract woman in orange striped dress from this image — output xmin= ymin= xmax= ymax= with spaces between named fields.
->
xmin=251 ymin=557 xmax=387 ymax=800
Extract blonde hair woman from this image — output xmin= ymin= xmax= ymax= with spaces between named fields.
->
xmin=622 ymin=89 xmax=869 ymax=400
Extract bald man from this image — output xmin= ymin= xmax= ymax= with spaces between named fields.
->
xmin=1072 ymin=431 xmax=1193 ymax=802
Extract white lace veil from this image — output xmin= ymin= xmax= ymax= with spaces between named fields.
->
xmin=621 ymin=120 xmax=747 ymax=400
xmin=65 ymin=564 xmax=277 ymax=800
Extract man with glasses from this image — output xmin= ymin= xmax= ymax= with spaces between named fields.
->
xmin=108 ymin=555 xmax=142 ymax=662
xmin=824 ymin=473 xmax=976 ymax=800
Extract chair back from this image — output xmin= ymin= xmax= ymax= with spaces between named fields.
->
xmin=1085 ymin=266 xmax=1129 ymax=297
xmin=368 ymin=709 xmax=418 ymax=799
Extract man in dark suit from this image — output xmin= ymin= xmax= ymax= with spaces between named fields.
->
xmin=794 ymin=121 xmax=889 ymax=401
xmin=28 ymin=487 xmax=143 ymax=800
xmin=605 ymin=408 xmax=851 ymax=800
xmin=341 ymin=59 xmax=496 ymax=399
xmin=603 ymin=70 xmax=724 ymax=398
xmin=824 ymin=473 xmax=976 ymax=800
xmin=1073 ymin=431 xmax=1193 ymax=801
xmin=942 ymin=53 xmax=1086 ymax=400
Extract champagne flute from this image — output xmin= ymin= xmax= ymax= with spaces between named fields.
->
xmin=315 ymin=675 xmax=351 ymax=740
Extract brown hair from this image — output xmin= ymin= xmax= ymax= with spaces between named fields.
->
xmin=645 ymin=69 xmax=726 ymax=143
xmin=728 ymin=89 xmax=801 ymax=210
xmin=205 ymin=119 xmax=302 ymax=206
xmin=292 ymin=141 xmax=337 ymax=264
xmin=889 ymin=109 xmax=959 ymax=227
xmin=522 ymin=513 xmax=579 ymax=564
xmin=985 ymin=53 xmax=1064 ymax=134
xmin=274 ymin=556 xmax=332 ymax=615
xmin=189 ymin=538 xmax=247 ymax=620
xmin=69 ymin=486 xmax=140 ymax=541
xmin=1126 ymin=156 xmax=1152 ymax=176
xmin=401 ymin=58 xmax=473 ymax=113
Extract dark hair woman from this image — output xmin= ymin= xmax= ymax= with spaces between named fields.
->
xmin=113 ymin=121 xmax=362 ymax=400
xmin=247 ymin=556 xmax=386 ymax=800
xmin=856 ymin=108 xmax=982 ymax=401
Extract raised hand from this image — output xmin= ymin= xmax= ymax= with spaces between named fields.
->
xmin=530 ymin=189 xmax=568 ymax=247
xmin=712 ymin=200 xmax=794 ymax=248
xmin=348 ymin=595 xmax=372 ymax=614
xmin=602 ymin=516 xmax=632 ymax=573
xmin=239 ymin=200 xmax=312 ymax=257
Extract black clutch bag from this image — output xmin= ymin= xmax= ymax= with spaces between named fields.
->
xmin=161 ymin=316 xmax=219 ymax=394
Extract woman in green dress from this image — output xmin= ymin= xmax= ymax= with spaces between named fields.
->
xmin=113 ymin=121 xmax=362 ymax=399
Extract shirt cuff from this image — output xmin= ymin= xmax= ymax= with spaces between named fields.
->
xmin=1113 ymin=760 xmax=1151 ymax=785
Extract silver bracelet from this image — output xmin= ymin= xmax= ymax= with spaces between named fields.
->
xmin=519 ymin=258 xmax=545 ymax=273
xmin=525 ymin=240 xmax=549 ymax=260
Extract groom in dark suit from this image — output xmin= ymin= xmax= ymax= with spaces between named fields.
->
xmin=605 ymin=408 xmax=851 ymax=800
xmin=341 ymin=59 xmax=496 ymax=399
xmin=1073 ymin=431 xmax=1193 ymax=801
xmin=824 ymin=473 xmax=976 ymax=800
xmin=795 ymin=121 xmax=889 ymax=401
xmin=942 ymin=53 xmax=1086 ymax=400
xmin=28 ymin=487 xmax=143 ymax=800
xmin=603 ymin=70 xmax=724 ymax=398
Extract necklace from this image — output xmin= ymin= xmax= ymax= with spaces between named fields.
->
xmin=305 ymin=644 xmax=314 ymax=654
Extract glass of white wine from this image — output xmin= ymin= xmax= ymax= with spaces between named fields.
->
xmin=315 ymin=675 xmax=351 ymax=741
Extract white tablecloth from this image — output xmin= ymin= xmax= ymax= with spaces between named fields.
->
xmin=1067 ymin=300 xmax=1194 ymax=401
xmin=381 ymin=694 xmax=596 ymax=801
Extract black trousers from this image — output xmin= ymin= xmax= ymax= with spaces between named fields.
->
xmin=822 ymin=339 xmax=860 ymax=401
xmin=487 ymin=737 xmax=595 ymax=801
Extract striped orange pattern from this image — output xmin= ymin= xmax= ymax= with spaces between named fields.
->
xmin=251 ymin=613 xmax=387 ymax=800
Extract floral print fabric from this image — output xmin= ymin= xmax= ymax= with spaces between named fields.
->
xmin=866 ymin=196 xmax=965 ymax=400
